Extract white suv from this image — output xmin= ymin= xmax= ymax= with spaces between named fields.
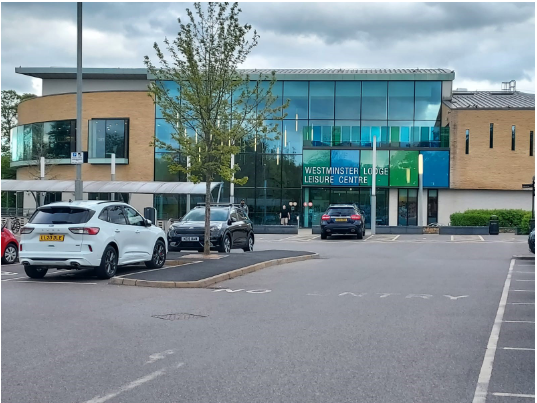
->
xmin=19 ymin=201 xmax=167 ymax=279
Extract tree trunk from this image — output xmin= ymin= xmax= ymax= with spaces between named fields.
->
xmin=203 ymin=177 xmax=211 ymax=255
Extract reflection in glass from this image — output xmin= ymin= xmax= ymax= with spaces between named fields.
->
xmin=283 ymin=81 xmax=308 ymax=120
xmin=334 ymin=121 xmax=360 ymax=147
xmin=89 ymin=119 xmax=128 ymax=159
xmin=414 ymin=81 xmax=441 ymax=121
xmin=335 ymin=81 xmax=361 ymax=119
xmin=155 ymin=119 xmax=179 ymax=152
xmin=362 ymin=81 xmax=387 ymax=120
xmin=253 ymin=187 xmax=282 ymax=225
xmin=427 ymin=189 xmax=438 ymax=225
xmin=259 ymin=120 xmax=282 ymax=153
xmin=388 ymin=81 xmax=414 ymax=120
xmin=44 ymin=121 xmax=73 ymax=159
xmin=256 ymin=154 xmax=282 ymax=188
xmin=282 ymin=155 xmax=303 ymax=188
xmin=282 ymin=120 xmax=306 ymax=154
xmin=388 ymin=121 xmax=413 ymax=147
xmin=361 ymin=121 xmax=388 ymax=147
xmin=258 ymin=81 xmax=283 ymax=119
xmin=235 ymin=153 xmax=256 ymax=187
xmin=309 ymin=120 xmax=334 ymax=147
xmin=156 ymin=81 xmax=180 ymax=119
xmin=309 ymin=81 xmax=335 ymax=119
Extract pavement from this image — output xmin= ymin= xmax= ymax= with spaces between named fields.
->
xmin=1 ymin=234 xmax=534 ymax=403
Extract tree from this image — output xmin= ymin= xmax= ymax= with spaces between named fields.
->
xmin=1 ymin=90 xmax=36 ymax=157
xmin=145 ymin=2 xmax=288 ymax=254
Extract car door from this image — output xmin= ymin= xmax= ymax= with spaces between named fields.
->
xmin=236 ymin=209 xmax=250 ymax=246
xmin=123 ymin=206 xmax=152 ymax=262
xmin=228 ymin=209 xmax=242 ymax=246
xmin=106 ymin=205 xmax=130 ymax=264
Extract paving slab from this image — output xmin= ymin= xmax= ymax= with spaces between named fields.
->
xmin=113 ymin=250 xmax=317 ymax=283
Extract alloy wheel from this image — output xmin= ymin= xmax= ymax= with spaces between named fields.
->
xmin=153 ymin=244 xmax=165 ymax=266
xmin=224 ymin=236 xmax=231 ymax=253
xmin=105 ymin=250 xmax=117 ymax=276
xmin=248 ymin=236 xmax=254 ymax=251
xmin=4 ymin=246 xmax=17 ymax=263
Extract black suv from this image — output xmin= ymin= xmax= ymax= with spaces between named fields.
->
xmin=167 ymin=204 xmax=254 ymax=253
xmin=320 ymin=204 xmax=366 ymax=240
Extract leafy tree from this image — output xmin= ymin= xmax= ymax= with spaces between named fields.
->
xmin=145 ymin=2 xmax=288 ymax=254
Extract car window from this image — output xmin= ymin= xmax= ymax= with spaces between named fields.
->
xmin=124 ymin=207 xmax=145 ymax=226
xmin=326 ymin=208 xmax=355 ymax=216
xmin=29 ymin=207 xmax=94 ymax=224
xmin=98 ymin=208 xmax=109 ymax=222
xmin=182 ymin=208 xmax=229 ymax=222
xmin=108 ymin=206 xmax=127 ymax=225
xmin=230 ymin=210 xmax=239 ymax=221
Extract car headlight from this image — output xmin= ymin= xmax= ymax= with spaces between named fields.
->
xmin=210 ymin=223 xmax=223 ymax=232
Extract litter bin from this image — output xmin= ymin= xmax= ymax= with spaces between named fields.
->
xmin=489 ymin=215 xmax=499 ymax=235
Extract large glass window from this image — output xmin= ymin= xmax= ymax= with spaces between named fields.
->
xmin=88 ymin=119 xmax=128 ymax=161
xmin=398 ymin=188 xmax=418 ymax=226
xmin=413 ymin=121 xmax=440 ymax=147
xmin=309 ymin=120 xmax=334 ymax=147
xmin=258 ymin=120 xmax=282 ymax=153
xmin=427 ymin=190 xmax=438 ymax=225
xmin=335 ymin=81 xmax=361 ymax=119
xmin=255 ymin=154 xmax=282 ymax=188
xmin=253 ymin=187 xmax=281 ymax=225
xmin=362 ymin=81 xmax=387 ymax=120
xmin=309 ymin=81 xmax=334 ymax=119
xmin=283 ymin=81 xmax=308 ymax=120
xmin=282 ymin=120 xmax=306 ymax=154
xmin=155 ymin=119 xmax=179 ymax=152
xmin=282 ymin=155 xmax=303 ymax=188
xmin=235 ymin=153 xmax=255 ymax=187
xmin=414 ymin=81 xmax=441 ymax=121
xmin=44 ymin=121 xmax=75 ymax=159
xmin=361 ymin=121 xmax=388 ymax=147
xmin=156 ymin=81 xmax=180 ymax=119
xmin=388 ymin=121 xmax=413 ymax=148
xmin=388 ymin=81 xmax=414 ymax=120
xmin=333 ymin=121 xmax=360 ymax=147
xmin=154 ymin=153 xmax=186 ymax=182
xmin=258 ymin=81 xmax=283 ymax=119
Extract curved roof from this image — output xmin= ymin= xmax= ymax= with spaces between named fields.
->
xmin=1 ymin=180 xmax=221 ymax=195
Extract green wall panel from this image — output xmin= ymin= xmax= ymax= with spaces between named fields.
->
xmin=389 ymin=150 xmax=419 ymax=187
xmin=360 ymin=150 xmax=389 ymax=186
xmin=303 ymin=149 xmax=331 ymax=185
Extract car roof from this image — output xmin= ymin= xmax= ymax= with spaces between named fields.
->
xmin=42 ymin=200 xmax=128 ymax=209
xmin=328 ymin=204 xmax=357 ymax=208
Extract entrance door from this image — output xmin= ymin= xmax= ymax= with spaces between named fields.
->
xmin=398 ymin=189 xmax=418 ymax=226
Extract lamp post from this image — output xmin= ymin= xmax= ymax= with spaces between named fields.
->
xmin=371 ymin=135 xmax=377 ymax=235
xmin=74 ymin=2 xmax=83 ymax=200
xmin=418 ymin=153 xmax=424 ymax=227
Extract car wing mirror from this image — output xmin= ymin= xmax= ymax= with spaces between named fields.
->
xmin=145 ymin=219 xmax=152 ymax=227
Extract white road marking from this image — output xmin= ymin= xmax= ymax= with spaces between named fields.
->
xmin=2 ymin=276 xmax=31 ymax=282
xmin=450 ymin=235 xmax=454 ymax=242
xmin=478 ymin=235 xmax=485 ymax=241
xmin=513 ymin=271 xmax=535 ymax=274
xmin=503 ymin=320 xmax=535 ymax=323
xmin=83 ymin=365 xmax=180 ymax=403
xmin=491 ymin=392 xmax=535 ymax=398
xmin=405 ymin=294 xmax=432 ymax=299
xmin=392 ymin=235 xmax=400 ymax=241
xmin=511 ymin=289 xmax=534 ymax=292
xmin=116 ymin=261 xmax=202 ymax=278
xmin=364 ymin=235 xmax=374 ymax=241
xmin=338 ymin=292 xmax=367 ymax=297
xmin=145 ymin=350 xmax=174 ymax=364
xmin=515 ymin=279 xmax=535 ymax=282
xmin=377 ymin=293 xmax=398 ymax=298
xmin=472 ymin=259 xmax=514 ymax=403
xmin=444 ymin=295 xmax=469 ymax=300
xmin=502 ymin=347 xmax=535 ymax=351
xmin=11 ymin=281 xmax=97 ymax=285
xmin=306 ymin=293 xmax=325 ymax=296
xmin=246 ymin=289 xmax=271 ymax=294
xmin=212 ymin=288 xmax=244 ymax=293
xmin=508 ymin=302 xmax=534 ymax=305
xmin=1 ymin=271 xmax=17 ymax=275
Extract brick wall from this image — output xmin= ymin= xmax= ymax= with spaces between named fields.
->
xmin=16 ymin=91 xmax=155 ymax=182
xmin=447 ymin=108 xmax=535 ymax=190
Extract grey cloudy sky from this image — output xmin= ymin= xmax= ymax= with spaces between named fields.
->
xmin=1 ymin=2 xmax=535 ymax=95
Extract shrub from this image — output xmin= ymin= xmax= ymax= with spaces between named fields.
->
xmin=519 ymin=212 xmax=533 ymax=235
xmin=450 ymin=209 xmax=531 ymax=229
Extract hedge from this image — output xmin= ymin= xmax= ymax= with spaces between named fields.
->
xmin=450 ymin=209 xmax=532 ymax=233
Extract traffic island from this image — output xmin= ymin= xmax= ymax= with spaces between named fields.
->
xmin=109 ymin=250 xmax=319 ymax=288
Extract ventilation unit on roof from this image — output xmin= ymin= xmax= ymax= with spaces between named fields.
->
xmin=501 ymin=80 xmax=516 ymax=92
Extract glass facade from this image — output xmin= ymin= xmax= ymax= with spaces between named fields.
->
xmin=11 ymin=120 xmax=76 ymax=163
xmin=153 ymin=78 xmax=450 ymax=225
xmin=88 ymin=119 xmax=129 ymax=162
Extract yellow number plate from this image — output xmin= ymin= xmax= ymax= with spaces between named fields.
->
xmin=39 ymin=235 xmax=64 ymax=242
xmin=336 ymin=218 xmax=347 ymax=222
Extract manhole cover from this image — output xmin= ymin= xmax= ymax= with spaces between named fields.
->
xmin=151 ymin=313 xmax=207 ymax=321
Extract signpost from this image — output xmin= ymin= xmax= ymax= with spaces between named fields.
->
xmin=70 ymin=152 xmax=83 ymax=165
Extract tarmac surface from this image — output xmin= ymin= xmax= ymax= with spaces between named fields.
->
xmin=1 ymin=233 xmax=534 ymax=403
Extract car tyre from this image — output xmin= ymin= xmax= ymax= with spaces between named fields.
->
xmin=145 ymin=240 xmax=167 ymax=269
xmin=218 ymin=234 xmax=232 ymax=253
xmin=357 ymin=227 xmax=363 ymax=240
xmin=24 ymin=265 xmax=48 ymax=279
xmin=2 ymin=243 xmax=18 ymax=264
xmin=95 ymin=245 xmax=118 ymax=279
xmin=321 ymin=232 xmax=327 ymax=240
xmin=243 ymin=234 xmax=254 ymax=252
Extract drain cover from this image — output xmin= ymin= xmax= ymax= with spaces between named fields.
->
xmin=151 ymin=313 xmax=207 ymax=321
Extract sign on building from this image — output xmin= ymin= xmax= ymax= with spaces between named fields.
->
xmin=71 ymin=152 xmax=83 ymax=165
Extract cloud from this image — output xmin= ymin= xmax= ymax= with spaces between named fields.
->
xmin=1 ymin=2 xmax=534 ymax=94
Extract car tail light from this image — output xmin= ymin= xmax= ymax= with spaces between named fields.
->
xmin=69 ymin=227 xmax=100 ymax=235
xmin=20 ymin=227 xmax=34 ymax=234
xmin=88 ymin=245 xmax=93 ymax=252
xmin=321 ymin=215 xmax=331 ymax=221
xmin=19 ymin=244 xmax=22 ymax=251
xmin=351 ymin=214 xmax=361 ymax=221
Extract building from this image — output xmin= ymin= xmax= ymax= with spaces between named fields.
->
xmin=6 ymin=67 xmax=535 ymax=228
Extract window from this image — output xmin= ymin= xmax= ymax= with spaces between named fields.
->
xmin=512 ymin=125 xmax=516 ymax=151
xmin=230 ymin=210 xmax=239 ymax=221
xmin=414 ymin=81 xmax=441 ymax=121
xmin=124 ymin=206 xmax=145 ymax=226
xmin=427 ymin=190 xmax=438 ymax=225
xmin=362 ymin=81 xmax=387 ymax=120
xmin=156 ymin=81 xmax=180 ymax=119
xmin=530 ymin=131 xmax=534 ymax=157
xmin=98 ymin=208 xmax=109 ymax=222
xmin=282 ymin=120 xmax=306 ymax=153
xmin=29 ymin=207 xmax=94 ymax=225
xmin=256 ymin=154 xmax=282 ymax=188
xmin=88 ymin=193 xmax=129 ymax=203
xmin=88 ymin=119 xmax=129 ymax=161
xmin=335 ymin=81 xmax=361 ymax=120
xmin=490 ymin=123 xmax=494 ymax=148
xmin=398 ymin=189 xmax=417 ymax=226
xmin=108 ymin=206 xmax=127 ymax=225
xmin=283 ymin=81 xmax=308 ymax=120
xmin=182 ymin=208 xmax=229 ymax=222
xmin=465 ymin=129 xmax=469 ymax=154
xmin=309 ymin=81 xmax=335 ymax=119
xmin=237 ymin=209 xmax=248 ymax=221
xmin=388 ymin=81 xmax=414 ymax=120
xmin=155 ymin=120 xmax=179 ymax=152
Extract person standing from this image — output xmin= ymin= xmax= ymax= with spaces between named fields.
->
xmin=280 ymin=205 xmax=290 ymax=225
xmin=239 ymin=199 xmax=249 ymax=217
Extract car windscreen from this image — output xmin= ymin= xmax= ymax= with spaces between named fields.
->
xmin=182 ymin=209 xmax=228 ymax=222
xmin=326 ymin=208 xmax=355 ymax=216
xmin=29 ymin=207 xmax=95 ymax=224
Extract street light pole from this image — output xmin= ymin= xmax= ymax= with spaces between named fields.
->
xmin=371 ymin=135 xmax=377 ymax=235
xmin=39 ymin=156 xmax=45 ymax=207
xmin=418 ymin=153 xmax=424 ymax=227
xmin=110 ymin=153 xmax=115 ymax=201
xmin=74 ymin=2 xmax=83 ymax=200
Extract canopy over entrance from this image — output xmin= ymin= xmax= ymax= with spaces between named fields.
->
xmin=1 ymin=180 xmax=223 ymax=198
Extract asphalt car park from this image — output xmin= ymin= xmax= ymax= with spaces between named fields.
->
xmin=2 ymin=233 xmax=534 ymax=403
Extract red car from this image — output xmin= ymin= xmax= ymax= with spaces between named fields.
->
xmin=2 ymin=226 xmax=19 ymax=264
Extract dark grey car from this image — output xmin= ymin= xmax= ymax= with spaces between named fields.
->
xmin=320 ymin=204 xmax=366 ymax=240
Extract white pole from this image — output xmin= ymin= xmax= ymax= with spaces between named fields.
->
xmin=186 ymin=156 xmax=191 ymax=212
xmin=74 ymin=2 xmax=83 ymax=200
xmin=418 ymin=153 xmax=424 ymax=227
xmin=371 ymin=135 xmax=377 ymax=235
xmin=39 ymin=156 xmax=45 ymax=207
xmin=230 ymin=154 xmax=235 ymax=204
xmin=110 ymin=153 xmax=116 ymax=201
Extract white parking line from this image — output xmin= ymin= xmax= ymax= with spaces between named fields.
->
xmin=511 ymin=290 xmax=534 ymax=292
xmin=392 ymin=235 xmax=400 ymax=241
xmin=503 ymin=320 xmax=535 ymax=323
xmin=513 ymin=271 xmax=535 ymax=274
xmin=472 ymin=259 xmax=514 ymax=403
xmin=492 ymin=392 xmax=535 ymax=398
xmin=478 ymin=235 xmax=485 ymax=241
xmin=515 ymin=279 xmax=535 ymax=281
xmin=502 ymin=347 xmax=535 ymax=351
xmin=508 ymin=302 xmax=534 ymax=305
xmin=2 ymin=276 xmax=31 ymax=282
xmin=11 ymin=281 xmax=97 ymax=285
